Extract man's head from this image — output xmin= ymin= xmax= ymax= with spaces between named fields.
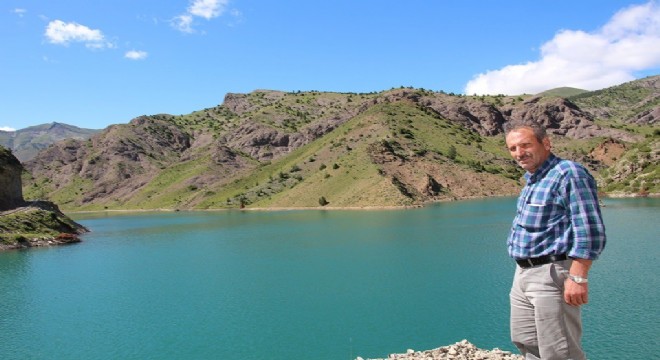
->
xmin=503 ymin=120 xmax=552 ymax=174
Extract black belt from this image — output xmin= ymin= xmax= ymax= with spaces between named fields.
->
xmin=516 ymin=253 xmax=568 ymax=268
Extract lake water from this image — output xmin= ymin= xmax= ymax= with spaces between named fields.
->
xmin=0 ymin=197 xmax=658 ymax=359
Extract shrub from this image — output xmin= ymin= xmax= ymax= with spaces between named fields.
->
xmin=447 ymin=145 xmax=457 ymax=160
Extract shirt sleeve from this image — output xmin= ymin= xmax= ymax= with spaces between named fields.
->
xmin=562 ymin=169 xmax=607 ymax=260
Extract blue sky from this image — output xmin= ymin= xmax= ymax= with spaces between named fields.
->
xmin=2 ymin=0 xmax=659 ymax=131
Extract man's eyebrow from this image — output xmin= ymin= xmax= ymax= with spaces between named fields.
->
xmin=506 ymin=142 xmax=531 ymax=149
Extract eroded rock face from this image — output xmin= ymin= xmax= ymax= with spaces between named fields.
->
xmin=0 ymin=146 xmax=25 ymax=211
xmin=422 ymin=95 xmax=507 ymax=136
xmin=630 ymin=106 xmax=659 ymax=125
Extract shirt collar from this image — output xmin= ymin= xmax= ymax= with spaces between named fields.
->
xmin=524 ymin=153 xmax=558 ymax=184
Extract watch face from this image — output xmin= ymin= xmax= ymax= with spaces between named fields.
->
xmin=571 ymin=275 xmax=587 ymax=283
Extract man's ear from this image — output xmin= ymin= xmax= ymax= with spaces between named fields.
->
xmin=542 ymin=137 xmax=552 ymax=151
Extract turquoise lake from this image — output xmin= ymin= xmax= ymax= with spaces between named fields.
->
xmin=1 ymin=197 xmax=658 ymax=359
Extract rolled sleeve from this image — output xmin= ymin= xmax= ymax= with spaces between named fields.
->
xmin=565 ymin=174 xmax=606 ymax=259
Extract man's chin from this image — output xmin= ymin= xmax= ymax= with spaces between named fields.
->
xmin=518 ymin=162 xmax=533 ymax=172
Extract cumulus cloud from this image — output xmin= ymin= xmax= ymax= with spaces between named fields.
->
xmin=465 ymin=1 xmax=660 ymax=95
xmin=1 ymin=126 xmax=16 ymax=132
xmin=45 ymin=20 xmax=114 ymax=49
xmin=172 ymin=0 xmax=229 ymax=33
xmin=125 ymin=50 xmax=148 ymax=60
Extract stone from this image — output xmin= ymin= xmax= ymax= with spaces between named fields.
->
xmin=356 ymin=340 xmax=524 ymax=360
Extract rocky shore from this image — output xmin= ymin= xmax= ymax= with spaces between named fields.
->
xmin=357 ymin=340 xmax=523 ymax=360
xmin=1 ymin=147 xmax=88 ymax=250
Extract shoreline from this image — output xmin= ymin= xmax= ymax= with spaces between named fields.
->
xmin=63 ymin=192 xmax=659 ymax=215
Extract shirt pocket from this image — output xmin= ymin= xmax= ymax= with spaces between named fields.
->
xmin=516 ymin=201 xmax=560 ymax=232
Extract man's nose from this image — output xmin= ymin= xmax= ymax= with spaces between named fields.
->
xmin=512 ymin=148 xmax=524 ymax=158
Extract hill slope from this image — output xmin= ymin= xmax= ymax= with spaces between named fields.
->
xmin=22 ymin=77 xmax=659 ymax=211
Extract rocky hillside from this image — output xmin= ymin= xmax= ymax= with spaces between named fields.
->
xmin=0 ymin=122 xmax=100 ymax=162
xmin=1 ymin=146 xmax=88 ymax=250
xmin=22 ymin=76 xmax=659 ymax=211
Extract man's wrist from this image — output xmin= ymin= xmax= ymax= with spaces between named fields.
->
xmin=568 ymin=274 xmax=588 ymax=284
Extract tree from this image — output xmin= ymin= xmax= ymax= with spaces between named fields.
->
xmin=318 ymin=196 xmax=329 ymax=206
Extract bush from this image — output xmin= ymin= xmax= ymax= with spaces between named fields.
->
xmin=447 ymin=145 xmax=457 ymax=160
xmin=319 ymin=196 xmax=329 ymax=206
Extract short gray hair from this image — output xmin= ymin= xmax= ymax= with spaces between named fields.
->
xmin=503 ymin=119 xmax=547 ymax=142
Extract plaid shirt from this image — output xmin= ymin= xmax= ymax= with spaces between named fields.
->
xmin=508 ymin=154 xmax=606 ymax=260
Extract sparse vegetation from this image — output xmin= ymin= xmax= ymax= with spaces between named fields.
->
xmin=19 ymin=77 xmax=660 ymax=210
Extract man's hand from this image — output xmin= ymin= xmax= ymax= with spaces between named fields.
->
xmin=565 ymin=258 xmax=592 ymax=306
xmin=564 ymin=278 xmax=588 ymax=306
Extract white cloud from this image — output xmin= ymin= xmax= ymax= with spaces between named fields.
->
xmin=172 ymin=14 xmax=195 ymax=33
xmin=44 ymin=20 xmax=114 ymax=49
xmin=125 ymin=50 xmax=148 ymax=60
xmin=12 ymin=8 xmax=27 ymax=17
xmin=1 ymin=126 xmax=16 ymax=132
xmin=464 ymin=1 xmax=660 ymax=95
xmin=189 ymin=0 xmax=227 ymax=19
xmin=172 ymin=0 xmax=229 ymax=33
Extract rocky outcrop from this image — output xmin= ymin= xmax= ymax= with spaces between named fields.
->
xmin=0 ymin=202 xmax=88 ymax=251
xmin=502 ymin=97 xmax=638 ymax=141
xmin=222 ymin=120 xmax=305 ymax=161
xmin=223 ymin=93 xmax=256 ymax=115
xmin=422 ymin=95 xmax=506 ymax=136
xmin=357 ymin=340 xmax=523 ymax=360
xmin=0 ymin=146 xmax=25 ymax=210
xmin=1 ymin=146 xmax=88 ymax=250
xmin=630 ymin=106 xmax=659 ymax=125
xmin=419 ymin=93 xmax=636 ymax=141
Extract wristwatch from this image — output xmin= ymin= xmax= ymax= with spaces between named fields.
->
xmin=568 ymin=274 xmax=588 ymax=284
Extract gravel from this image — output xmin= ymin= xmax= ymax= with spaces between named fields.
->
xmin=357 ymin=340 xmax=523 ymax=360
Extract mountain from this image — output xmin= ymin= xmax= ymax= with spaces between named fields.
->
xmin=22 ymin=76 xmax=659 ymax=211
xmin=0 ymin=122 xmax=100 ymax=162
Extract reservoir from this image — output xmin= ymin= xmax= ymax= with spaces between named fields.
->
xmin=1 ymin=197 xmax=657 ymax=359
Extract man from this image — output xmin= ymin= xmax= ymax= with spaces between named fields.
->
xmin=504 ymin=119 xmax=606 ymax=360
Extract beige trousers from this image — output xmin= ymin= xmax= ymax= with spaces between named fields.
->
xmin=510 ymin=260 xmax=586 ymax=360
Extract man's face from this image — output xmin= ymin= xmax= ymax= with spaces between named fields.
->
xmin=505 ymin=127 xmax=551 ymax=174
